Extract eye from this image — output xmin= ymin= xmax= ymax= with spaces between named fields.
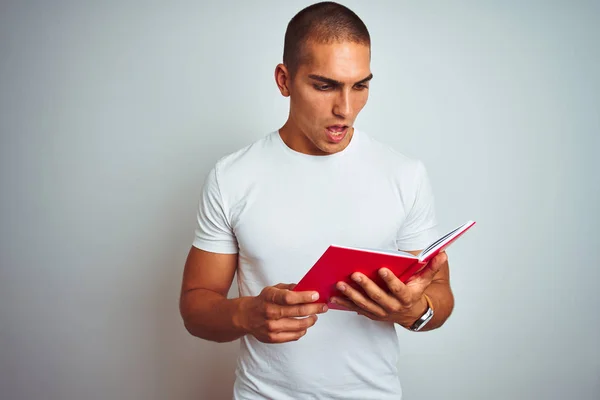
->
xmin=314 ymin=84 xmax=332 ymax=91
xmin=354 ymin=84 xmax=369 ymax=90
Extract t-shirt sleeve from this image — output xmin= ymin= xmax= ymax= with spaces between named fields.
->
xmin=395 ymin=160 xmax=439 ymax=251
xmin=192 ymin=165 xmax=239 ymax=254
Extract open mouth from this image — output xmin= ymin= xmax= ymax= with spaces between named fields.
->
xmin=326 ymin=125 xmax=349 ymax=143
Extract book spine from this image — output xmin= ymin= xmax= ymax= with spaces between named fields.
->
xmin=398 ymin=260 xmax=427 ymax=282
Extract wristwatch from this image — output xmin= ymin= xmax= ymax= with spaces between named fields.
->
xmin=409 ymin=294 xmax=434 ymax=331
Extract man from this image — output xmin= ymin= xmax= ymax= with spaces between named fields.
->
xmin=179 ymin=2 xmax=454 ymax=399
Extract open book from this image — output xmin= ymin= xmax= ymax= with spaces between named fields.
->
xmin=292 ymin=220 xmax=476 ymax=310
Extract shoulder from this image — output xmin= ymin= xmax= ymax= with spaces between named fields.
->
xmin=212 ymin=131 xmax=277 ymax=181
xmin=203 ymin=132 xmax=280 ymax=203
xmin=357 ymin=129 xmax=427 ymax=180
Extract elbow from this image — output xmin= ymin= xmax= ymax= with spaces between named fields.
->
xmin=179 ymin=297 xmax=223 ymax=342
xmin=181 ymin=314 xmax=199 ymax=338
xmin=181 ymin=318 xmax=229 ymax=343
xmin=179 ymin=294 xmax=201 ymax=338
xmin=180 ymin=310 xmax=210 ymax=340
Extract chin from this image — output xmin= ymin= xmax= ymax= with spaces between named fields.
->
xmin=304 ymin=129 xmax=348 ymax=155
xmin=318 ymin=141 xmax=344 ymax=155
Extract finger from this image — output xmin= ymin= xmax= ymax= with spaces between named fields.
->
xmin=265 ymin=303 xmax=328 ymax=319
xmin=336 ymin=281 xmax=388 ymax=318
xmin=378 ymin=268 xmax=413 ymax=307
xmin=330 ymin=296 xmax=358 ymax=311
xmin=351 ymin=272 xmax=402 ymax=313
xmin=266 ymin=329 xmax=308 ymax=343
xmin=431 ymin=251 xmax=448 ymax=269
xmin=330 ymin=297 xmax=383 ymax=320
xmin=411 ymin=252 xmax=446 ymax=284
xmin=266 ymin=286 xmax=319 ymax=305
xmin=281 ymin=303 xmax=328 ymax=318
xmin=267 ymin=315 xmax=318 ymax=333
xmin=273 ymin=283 xmax=297 ymax=290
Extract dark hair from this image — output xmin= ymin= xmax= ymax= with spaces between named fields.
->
xmin=283 ymin=2 xmax=371 ymax=76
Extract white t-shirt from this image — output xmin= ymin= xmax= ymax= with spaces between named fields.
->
xmin=192 ymin=129 xmax=439 ymax=400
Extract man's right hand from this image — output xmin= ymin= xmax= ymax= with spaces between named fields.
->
xmin=235 ymin=283 xmax=328 ymax=344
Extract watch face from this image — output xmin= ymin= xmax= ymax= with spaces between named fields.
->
xmin=411 ymin=308 xmax=434 ymax=331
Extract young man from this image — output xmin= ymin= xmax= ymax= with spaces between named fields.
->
xmin=180 ymin=2 xmax=454 ymax=399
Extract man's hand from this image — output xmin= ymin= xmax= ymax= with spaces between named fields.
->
xmin=330 ymin=252 xmax=448 ymax=328
xmin=236 ymin=283 xmax=328 ymax=344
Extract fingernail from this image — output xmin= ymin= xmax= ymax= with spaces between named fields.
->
xmin=380 ymin=269 xmax=388 ymax=278
xmin=352 ymin=274 xmax=361 ymax=282
xmin=312 ymin=292 xmax=319 ymax=301
xmin=337 ymin=283 xmax=346 ymax=291
xmin=322 ymin=305 xmax=328 ymax=312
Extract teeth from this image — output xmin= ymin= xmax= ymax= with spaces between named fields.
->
xmin=328 ymin=128 xmax=345 ymax=136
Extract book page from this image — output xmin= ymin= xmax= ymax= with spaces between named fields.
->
xmin=418 ymin=221 xmax=474 ymax=261
xmin=332 ymin=245 xmax=417 ymax=259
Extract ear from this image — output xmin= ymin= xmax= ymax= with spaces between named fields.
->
xmin=274 ymin=63 xmax=291 ymax=97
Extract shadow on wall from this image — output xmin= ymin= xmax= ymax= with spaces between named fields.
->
xmin=150 ymin=162 xmax=241 ymax=399
xmin=151 ymin=242 xmax=240 ymax=400
xmin=148 ymin=124 xmax=268 ymax=399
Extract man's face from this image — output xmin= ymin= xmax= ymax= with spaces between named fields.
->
xmin=287 ymin=41 xmax=372 ymax=155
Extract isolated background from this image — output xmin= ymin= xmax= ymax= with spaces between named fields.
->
xmin=1 ymin=1 xmax=599 ymax=399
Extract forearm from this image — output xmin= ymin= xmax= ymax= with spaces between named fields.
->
xmin=419 ymin=280 xmax=454 ymax=331
xmin=180 ymin=289 xmax=249 ymax=342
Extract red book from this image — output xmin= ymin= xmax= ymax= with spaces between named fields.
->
xmin=293 ymin=220 xmax=476 ymax=310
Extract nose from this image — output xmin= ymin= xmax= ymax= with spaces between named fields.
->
xmin=332 ymin=90 xmax=351 ymax=119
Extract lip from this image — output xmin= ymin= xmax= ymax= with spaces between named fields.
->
xmin=325 ymin=125 xmax=349 ymax=143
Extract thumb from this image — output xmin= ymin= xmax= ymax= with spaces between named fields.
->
xmin=414 ymin=251 xmax=447 ymax=284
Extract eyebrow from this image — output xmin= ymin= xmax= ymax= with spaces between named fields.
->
xmin=308 ymin=73 xmax=374 ymax=86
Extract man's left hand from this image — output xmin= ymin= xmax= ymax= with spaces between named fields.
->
xmin=330 ymin=252 xmax=447 ymax=328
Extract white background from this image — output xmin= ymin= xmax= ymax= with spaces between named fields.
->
xmin=1 ymin=1 xmax=598 ymax=399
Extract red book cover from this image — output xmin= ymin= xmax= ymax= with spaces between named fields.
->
xmin=293 ymin=220 xmax=476 ymax=310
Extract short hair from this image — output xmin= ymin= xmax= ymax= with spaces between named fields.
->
xmin=283 ymin=2 xmax=371 ymax=77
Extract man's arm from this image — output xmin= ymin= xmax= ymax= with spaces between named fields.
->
xmin=179 ymin=246 xmax=247 ymax=342
xmin=407 ymin=250 xmax=454 ymax=331
xmin=179 ymin=246 xmax=328 ymax=344
xmin=330 ymin=251 xmax=454 ymax=331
